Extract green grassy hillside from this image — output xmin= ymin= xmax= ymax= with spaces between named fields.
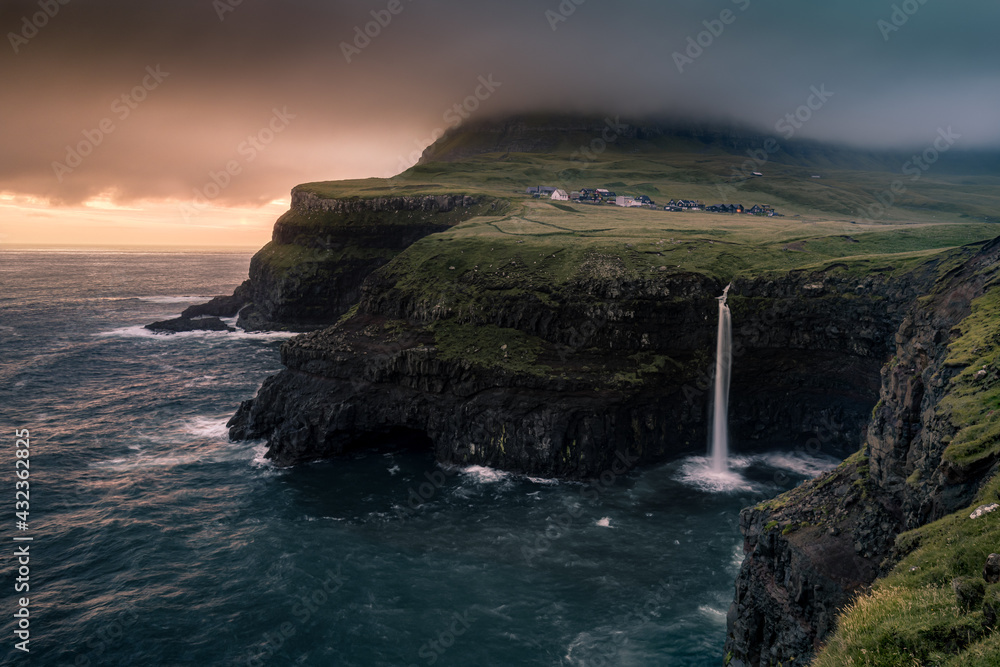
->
xmin=370 ymin=199 xmax=999 ymax=289
xmin=813 ymin=287 xmax=1000 ymax=667
xmin=298 ymin=117 xmax=1000 ymax=227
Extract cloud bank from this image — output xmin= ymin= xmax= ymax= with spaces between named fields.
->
xmin=2 ymin=0 xmax=998 ymax=207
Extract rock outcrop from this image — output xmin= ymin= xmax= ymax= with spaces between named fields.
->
xmin=200 ymin=171 xmax=1000 ymax=665
xmin=145 ymin=316 xmax=235 ymax=333
xmin=180 ymin=281 xmax=252 ymax=319
xmin=222 ymin=211 xmax=1000 ymax=662
xmin=724 ymin=237 xmax=1000 ymax=665
xmin=228 ymin=249 xmax=934 ymax=476
xmin=171 ymin=190 xmax=501 ymax=332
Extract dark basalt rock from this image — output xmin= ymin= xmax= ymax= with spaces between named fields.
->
xmin=984 ymin=553 xmax=1000 ymax=584
xmin=228 ymin=259 xmax=928 ymax=479
xmin=152 ymin=192 xmax=500 ymax=334
xmin=724 ymin=237 xmax=1000 ymax=666
xmin=214 ymin=184 xmax=1000 ymax=664
xmin=145 ymin=316 xmax=235 ymax=333
xmin=180 ymin=280 xmax=251 ymax=318
xmin=725 ymin=456 xmax=901 ymax=667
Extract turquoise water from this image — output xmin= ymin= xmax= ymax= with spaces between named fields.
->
xmin=0 ymin=250 xmax=836 ymax=666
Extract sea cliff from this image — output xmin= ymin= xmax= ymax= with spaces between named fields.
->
xmin=725 ymin=238 xmax=1000 ymax=665
xmin=186 ymin=129 xmax=1000 ymax=664
xmin=226 ymin=187 xmax=946 ymax=479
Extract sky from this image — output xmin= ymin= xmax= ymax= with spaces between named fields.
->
xmin=1 ymin=0 xmax=998 ymax=247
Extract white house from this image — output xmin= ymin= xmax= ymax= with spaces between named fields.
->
xmin=616 ymin=195 xmax=642 ymax=207
xmin=551 ymin=189 xmax=570 ymax=201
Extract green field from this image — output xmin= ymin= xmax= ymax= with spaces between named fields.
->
xmin=298 ymin=117 xmax=1000 ymax=231
xmin=289 ymin=128 xmax=1000 ymax=378
xmin=295 ymin=124 xmax=1000 ymax=287
xmin=377 ymin=199 xmax=1000 ymax=289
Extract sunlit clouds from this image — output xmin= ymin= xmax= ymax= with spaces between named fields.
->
xmin=1 ymin=0 xmax=998 ymax=246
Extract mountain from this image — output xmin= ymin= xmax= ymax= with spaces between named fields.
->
xmin=414 ymin=114 xmax=1000 ymax=221
xmin=173 ymin=115 xmax=1000 ymax=665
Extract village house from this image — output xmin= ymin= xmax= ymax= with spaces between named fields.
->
xmin=526 ymin=186 xmax=557 ymax=196
xmin=701 ymin=203 xmax=780 ymax=216
xmin=524 ymin=183 xmax=779 ymax=218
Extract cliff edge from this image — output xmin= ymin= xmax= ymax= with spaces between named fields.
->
xmin=726 ymin=237 xmax=1000 ymax=665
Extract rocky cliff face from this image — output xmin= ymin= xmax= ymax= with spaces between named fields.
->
xmin=725 ymin=238 xmax=1000 ymax=666
xmin=213 ymin=184 xmax=1000 ymax=664
xmin=193 ymin=190 xmax=500 ymax=331
xmin=228 ymin=248 xmax=934 ymax=478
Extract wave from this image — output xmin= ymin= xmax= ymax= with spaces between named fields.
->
xmin=675 ymin=449 xmax=840 ymax=493
xmin=730 ymin=543 xmax=745 ymax=571
xmin=458 ymin=465 xmax=512 ymax=484
xmin=453 ymin=465 xmax=564 ymax=489
xmin=754 ymin=451 xmax=840 ymax=477
xmin=675 ymin=457 xmax=758 ymax=493
xmin=697 ymin=605 xmax=728 ymax=623
xmin=94 ymin=325 xmax=294 ymax=340
xmin=526 ymin=475 xmax=561 ymax=485
xmin=92 ymin=440 xmax=278 ymax=474
xmin=93 ymin=446 xmax=252 ymax=472
xmin=135 ymin=296 xmax=215 ymax=304
xmin=90 ymin=416 xmax=258 ymax=472
xmin=251 ymin=443 xmax=274 ymax=469
xmin=180 ymin=416 xmax=232 ymax=439
xmin=216 ymin=329 xmax=295 ymax=341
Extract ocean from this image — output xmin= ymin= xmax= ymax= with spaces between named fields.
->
xmin=0 ymin=249 xmax=837 ymax=666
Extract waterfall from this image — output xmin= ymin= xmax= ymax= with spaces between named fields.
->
xmin=710 ymin=284 xmax=732 ymax=473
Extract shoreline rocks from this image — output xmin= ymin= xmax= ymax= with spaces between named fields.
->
xmin=145 ymin=316 xmax=235 ymax=333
